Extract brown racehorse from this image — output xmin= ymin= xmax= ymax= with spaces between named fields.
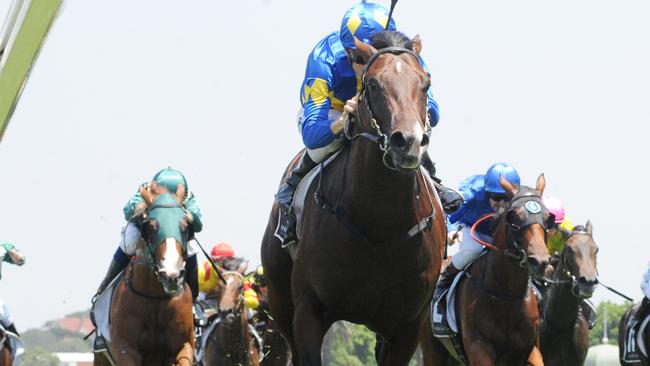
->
xmin=620 ymin=302 xmax=650 ymax=365
xmin=540 ymin=222 xmax=598 ymax=366
xmin=94 ymin=185 xmax=194 ymax=365
xmin=261 ymin=31 xmax=446 ymax=366
xmin=422 ymin=175 xmax=551 ymax=366
xmin=0 ymin=327 xmax=12 ymax=366
xmin=204 ymin=271 xmax=260 ymax=366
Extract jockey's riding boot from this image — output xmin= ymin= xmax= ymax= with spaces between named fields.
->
xmin=434 ymin=264 xmax=460 ymax=302
xmin=421 ymin=152 xmax=463 ymax=214
xmin=6 ymin=323 xmax=19 ymax=337
xmin=92 ymin=249 xmax=130 ymax=304
xmin=635 ymin=297 xmax=650 ymax=323
xmin=275 ymin=152 xmax=317 ymax=245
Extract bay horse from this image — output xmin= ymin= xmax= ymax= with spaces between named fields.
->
xmin=620 ymin=302 xmax=650 ymax=365
xmin=0 ymin=327 xmax=12 ymax=366
xmin=540 ymin=222 xmax=598 ymax=366
xmin=261 ymin=31 xmax=446 ymax=366
xmin=94 ymin=185 xmax=194 ymax=365
xmin=203 ymin=270 xmax=260 ymax=366
xmin=422 ymin=175 xmax=552 ymax=366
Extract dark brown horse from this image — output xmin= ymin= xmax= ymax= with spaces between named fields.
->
xmin=261 ymin=31 xmax=446 ymax=366
xmin=0 ymin=327 xmax=12 ymax=366
xmin=540 ymin=222 xmax=598 ymax=366
xmin=422 ymin=175 xmax=551 ymax=366
xmin=94 ymin=185 xmax=194 ymax=365
xmin=620 ymin=302 xmax=650 ymax=365
xmin=204 ymin=270 xmax=260 ymax=366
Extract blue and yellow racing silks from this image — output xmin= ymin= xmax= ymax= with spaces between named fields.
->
xmin=446 ymin=174 xmax=495 ymax=236
xmin=299 ymin=31 xmax=441 ymax=150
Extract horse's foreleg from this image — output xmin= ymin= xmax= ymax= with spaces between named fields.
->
xmin=526 ymin=346 xmax=544 ymax=366
xmin=379 ymin=317 xmax=424 ymax=366
xmin=293 ymin=295 xmax=330 ymax=366
xmin=175 ymin=342 xmax=194 ymax=366
xmin=465 ymin=342 xmax=495 ymax=366
xmin=110 ymin=343 xmax=142 ymax=366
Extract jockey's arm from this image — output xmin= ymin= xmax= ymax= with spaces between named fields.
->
xmin=183 ymin=192 xmax=203 ymax=233
xmin=123 ymin=183 xmax=148 ymax=221
xmin=8 ymin=248 xmax=25 ymax=266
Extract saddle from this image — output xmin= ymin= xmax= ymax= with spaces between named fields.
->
xmin=431 ymin=268 xmax=468 ymax=365
xmin=0 ymin=326 xmax=23 ymax=360
xmin=622 ymin=310 xmax=650 ymax=363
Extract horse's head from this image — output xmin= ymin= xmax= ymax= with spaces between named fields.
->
xmin=139 ymin=184 xmax=192 ymax=296
xmin=352 ymin=32 xmax=431 ymax=172
xmin=497 ymin=174 xmax=553 ymax=278
xmin=217 ymin=271 xmax=245 ymax=323
xmin=562 ymin=222 xmax=598 ymax=298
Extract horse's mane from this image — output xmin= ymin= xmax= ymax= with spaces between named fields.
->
xmin=572 ymin=225 xmax=587 ymax=232
xmin=370 ymin=31 xmax=413 ymax=50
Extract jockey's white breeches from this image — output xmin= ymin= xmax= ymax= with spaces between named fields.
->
xmin=297 ymin=108 xmax=346 ymax=163
xmin=0 ymin=298 xmax=13 ymax=327
xmin=119 ymin=222 xmax=199 ymax=256
xmin=641 ymin=264 xmax=650 ymax=300
xmin=450 ymin=226 xmax=491 ymax=270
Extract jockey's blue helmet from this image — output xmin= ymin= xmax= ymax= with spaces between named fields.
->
xmin=339 ymin=1 xmax=397 ymax=49
xmin=484 ymin=163 xmax=520 ymax=194
xmin=152 ymin=167 xmax=188 ymax=196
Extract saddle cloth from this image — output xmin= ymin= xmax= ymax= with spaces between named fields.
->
xmin=91 ymin=270 xmax=125 ymax=355
xmin=1 ymin=328 xmax=23 ymax=360
xmin=622 ymin=311 xmax=650 ymax=363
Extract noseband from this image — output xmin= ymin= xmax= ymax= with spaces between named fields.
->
xmin=471 ymin=191 xmax=551 ymax=267
xmin=345 ymin=47 xmax=431 ymax=160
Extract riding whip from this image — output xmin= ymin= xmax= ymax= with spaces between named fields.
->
xmin=385 ymin=0 xmax=398 ymax=30
xmin=193 ymin=237 xmax=228 ymax=285
xmin=598 ymin=280 xmax=634 ymax=302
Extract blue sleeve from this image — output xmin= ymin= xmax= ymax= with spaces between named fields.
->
xmin=446 ymin=181 xmax=476 ymax=226
xmin=300 ymin=59 xmax=337 ymax=150
xmin=418 ymin=56 xmax=440 ymax=127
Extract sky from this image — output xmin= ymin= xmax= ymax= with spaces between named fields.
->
xmin=0 ymin=0 xmax=648 ymax=331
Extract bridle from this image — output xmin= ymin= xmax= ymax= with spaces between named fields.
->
xmin=471 ymin=191 xmax=554 ymax=267
xmin=542 ymin=230 xmax=598 ymax=298
xmin=215 ymin=271 xmax=245 ymax=320
xmin=344 ymin=46 xmax=432 ymax=165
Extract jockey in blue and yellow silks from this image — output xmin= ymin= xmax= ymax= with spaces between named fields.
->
xmin=274 ymin=1 xmax=463 ymax=245
xmin=92 ymin=168 xmax=203 ymax=304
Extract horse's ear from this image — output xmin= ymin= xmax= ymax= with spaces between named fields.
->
xmin=140 ymin=184 xmax=155 ymax=206
xmin=499 ymin=175 xmax=518 ymax=197
xmin=535 ymin=174 xmax=546 ymax=195
xmin=175 ymin=183 xmax=186 ymax=204
xmin=412 ymin=34 xmax=422 ymax=55
xmin=586 ymin=220 xmax=593 ymax=236
xmin=353 ymin=37 xmax=377 ymax=62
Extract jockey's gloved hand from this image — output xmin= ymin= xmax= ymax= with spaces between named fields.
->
xmin=440 ymin=187 xmax=463 ymax=213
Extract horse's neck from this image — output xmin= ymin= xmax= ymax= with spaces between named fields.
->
xmin=482 ymin=227 xmax=530 ymax=299
xmin=341 ymin=142 xmax=422 ymax=242
xmin=545 ymin=260 xmax=581 ymax=330
xmin=131 ymin=258 xmax=168 ymax=297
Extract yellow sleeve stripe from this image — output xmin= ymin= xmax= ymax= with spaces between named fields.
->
xmin=303 ymin=78 xmax=330 ymax=107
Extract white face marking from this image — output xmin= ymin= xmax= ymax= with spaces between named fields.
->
xmin=395 ymin=61 xmax=403 ymax=73
xmin=161 ymin=237 xmax=181 ymax=278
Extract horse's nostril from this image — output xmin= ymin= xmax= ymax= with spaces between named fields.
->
xmin=527 ymin=257 xmax=540 ymax=267
xmin=390 ymin=131 xmax=408 ymax=150
xmin=421 ymin=134 xmax=429 ymax=147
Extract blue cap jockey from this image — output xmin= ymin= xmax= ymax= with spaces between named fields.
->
xmin=434 ymin=163 xmax=521 ymax=300
xmin=274 ymin=1 xmax=460 ymax=246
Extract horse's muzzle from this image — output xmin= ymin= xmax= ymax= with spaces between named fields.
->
xmin=157 ymin=268 xmax=186 ymax=296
